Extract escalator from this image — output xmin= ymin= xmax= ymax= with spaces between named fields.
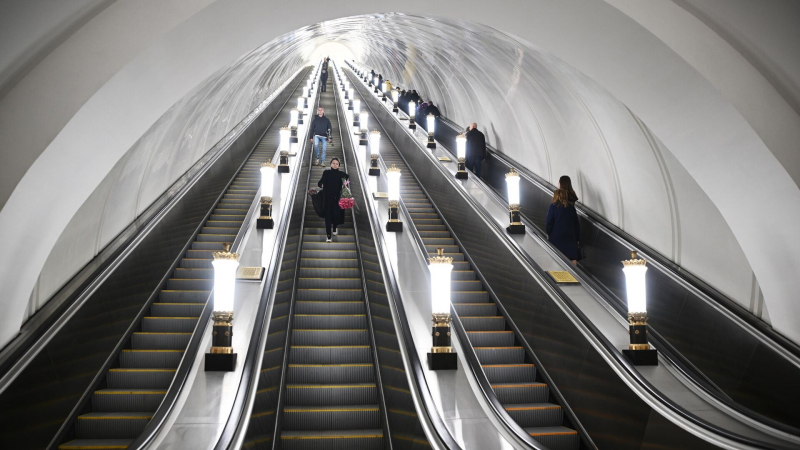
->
xmin=242 ymin=72 xmax=387 ymax=449
xmin=346 ymin=71 xmax=581 ymax=450
xmin=0 ymin=67 xmax=315 ymax=450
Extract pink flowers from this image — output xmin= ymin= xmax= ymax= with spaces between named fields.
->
xmin=339 ymin=181 xmax=355 ymax=209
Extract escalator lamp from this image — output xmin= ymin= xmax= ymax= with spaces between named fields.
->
xmin=297 ymin=97 xmax=304 ymax=110
xmin=427 ymin=114 xmax=436 ymax=135
xmin=369 ymin=130 xmax=381 ymax=156
xmin=303 ymin=87 xmax=309 ymax=98
xmin=279 ymin=127 xmax=290 ymax=152
xmin=408 ymin=101 xmax=416 ymax=118
xmin=456 ymin=133 xmax=467 ymax=160
xmin=505 ymin=169 xmax=520 ymax=206
xmin=290 ymin=109 xmax=299 ymax=129
xmin=360 ymin=111 xmax=369 ymax=132
xmin=348 ymin=89 xmax=355 ymax=101
xmin=387 ymin=165 xmax=401 ymax=202
xmin=392 ymin=90 xmax=399 ymax=103
xmin=260 ymin=161 xmax=276 ymax=199
xmin=623 ymin=252 xmax=648 ymax=314
xmin=353 ymin=100 xmax=361 ymax=117
xmin=212 ymin=252 xmax=240 ymax=313
xmin=429 ymin=249 xmax=453 ymax=316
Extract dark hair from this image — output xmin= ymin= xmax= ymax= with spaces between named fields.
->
xmin=330 ymin=157 xmax=340 ymax=164
xmin=552 ymin=189 xmax=570 ymax=207
xmin=558 ymin=175 xmax=578 ymax=203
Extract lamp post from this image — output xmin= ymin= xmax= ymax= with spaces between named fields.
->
xmin=391 ymin=89 xmax=399 ymax=114
xmin=386 ymin=165 xmax=402 ymax=232
xmin=373 ymin=77 xmax=380 ymax=94
xmin=278 ymin=127 xmax=290 ymax=173
xmin=206 ymin=244 xmax=239 ymax=371
xmin=622 ymin=251 xmax=658 ymax=365
xmin=289 ymin=109 xmax=299 ymax=157
xmin=381 ymin=82 xmax=388 ymax=103
xmin=257 ymin=160 xmax=277 ymax=229
xmin=426 ymin=114 xmax=436 ymax=149
xmin=302 ymin=87 xmax=309 ymax=109
xmin=352 ymin=99 xmax=361 ymax=132
xmin=408 ymin=101 xmax=416 ymax=130
xmin=369 ymin=129 xmax=381 ymax=176
xmin=359 ymin=111 xmax=370 ymax=146
xmin=427 ymin=248 xmax=457 ymax=370
xmin=455 ymin=133 xmax=468 ymax=179
xmin=348 ymin=89 xmax=355 ymax=109
xmin=505 ymin=168 xmax=525 ymax=234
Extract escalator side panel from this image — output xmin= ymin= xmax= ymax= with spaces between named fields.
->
xmin=432 ymin=122 xmax=800 ymax=427
xmin=347 ymin=71 xmax=718 ymax=450
xmin=0 ymin=69 xmax=309 ymax=450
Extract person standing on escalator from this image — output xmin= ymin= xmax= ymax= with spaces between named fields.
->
xmin=546 ymin=189 xmax=581 ymax=265
xmin=309 ymin=107 xmax=332 ymax=167
xmin=465 ymin=123 xmax=486 ymax=178
xmin=320 ymin=66 xmax=328 ymax=92
xmin=318 ymin=158 xmax=350 ymax=242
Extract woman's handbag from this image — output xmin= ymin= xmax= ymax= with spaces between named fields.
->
xmin=309 ymin=189 xmax=325 ymax=218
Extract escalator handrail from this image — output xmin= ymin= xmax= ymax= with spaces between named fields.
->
xmin=436 ymin=114 xmax=800 ymax=367
xmin=130 ymin=65 xmax=317 ymax=450
xmin=350 ymin=70 xmax=792 ymax=449
xmin=333 ymin=63 xmax=463 ymax=450
xmin=352 ymin=81 xmax=589 ymax=450
xmin=213 ymin=64 xmax=322 ymax=450
xmin=430 ymin=116 xmax=800 ymax=440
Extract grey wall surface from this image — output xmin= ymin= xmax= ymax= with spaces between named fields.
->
xmin=1 ymin=0 xmax=799 ymax=351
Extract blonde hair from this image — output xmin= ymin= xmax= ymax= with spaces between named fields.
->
xmin=552 ymin=189 xmax=570 ymax=207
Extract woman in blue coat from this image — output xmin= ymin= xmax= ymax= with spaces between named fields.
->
xmin=546 ymin=189 xmax=581 ymax=264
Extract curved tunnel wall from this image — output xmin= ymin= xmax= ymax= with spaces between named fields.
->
xmin=1 ymin=0 xmax=799 ymax=350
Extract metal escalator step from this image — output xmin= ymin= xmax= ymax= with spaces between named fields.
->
xmin=107 ymin=368 xmax=176 ymax=389
xmin=196 ymin=233 xmax=238 ymax=242
xmin=284 ymin=384 xmax=378 ymax=406
xmin=75 ymin=412 xmax=151 ymax=439
xmin=415 ymin=224 xmax=447 ymax=232
xmin=292 ymin=314 xmax=367 ymax=329
xmin=201 ymin=226 xmax=241 ymax=235
xmin=289 ymin=346 xmax=372 ymax=364
xmin=246 ymin=411 xmax=276 ymax=445
xmin=474 ymin=347 xmax=525 ymax=364
xmin=491 ymin=383 xmax=549 ymax=404
xmin=304 ymin=227 xmax=355 ymax=236
xmin=205 ymin=220 xmax=243 ymax=228
xmin=131 ymin=332 xmax=191 ymax=350
xmin=420 ymin=237 xmax=454 ymax=245
xmin=303 ymin=242 xmax=357 ymax=251
xmin=297 ymin=277 xmax=361 ymax=289
xmin=295 ymin=301 xmax=364 ymax=315
xmin=280 ymin=429 xmax=383 ymax=450
xmin=303 ymin=234 xmax=356 ymax=243
xmin=165 ymin=278 xmax=213 ymax=290
xmin=296 ymin=289 xmax=362 ymax=301
xmin=173 ymin=267 xmax=213 ymax=279
xmin=451 ymin=290 xmax=489 ymax=302
xmin=299 ymin=267 xmax=360 ymax=278
xmin=300 ymin=249 xmax=357 ymax=259
xmin=452 ymin=279 xmax=484 ymax=290
xmin=92 ymin=389 xmax=166 ymax=412
xmin=119 ymin=349 xmax=184 ymax=368
xmin=150 ymin=302 xmax=205 ymax=317
xmin=179 ymin=258 xmax=213 ymax=269
xmin=467 ymin=331 xmax=515 ymax=347
xmin=504 ymin=404 xmax=564 ymax=428
xmin=524 ymin=426 xmax=579 ymax=450
xmin=59 ymin=439 xmax=133 ymax=449
xmin=483 ymin=364 xmax=537 ymax=383
xmin=191 ymin=241 xmax=229 ymax=250
xmin=291 ymin=329 xmax=368 ymax=346
xmin=282 ymin=405 xmax=380 ymax=431
xmin=141 ymin=316 xmax=199 ymax=332
xmin=451 ymin=270 xmax=477 ymax=280
xmin=287 ymin=364 xmax=375 ymax=383
xmin=453 ymin=303 xmax=497 ymax=316
xmin=186 ymin=249 xmax=221 ymax=259
xmin=158 ymin=290 xmax=209 ymax=303
xmin=211 ymin=214 xmax=246 ymax=221
xmin=460 ymin=316 xmax=506 ymax=331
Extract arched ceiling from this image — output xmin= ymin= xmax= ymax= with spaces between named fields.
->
xmin=1 ymin=0 xmax=799 ymax=350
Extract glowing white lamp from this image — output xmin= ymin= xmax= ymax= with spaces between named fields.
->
xmin=426 ymin=114 xmax=437 ymax=149
xmin=207 ymin=245 xmax=240 ymax=371
xmin=303 ymin=86 xmax=310 ymax=98
xmin=348 ymin=88 xmax=355 ymax=103
xmin=279 ymin=127 xmax=290 ymax=152
xmin=278 ymin=127 xmax=290 ymax=173
xmin=455 ymin=133 xmax=468 ymax=179
xmin=505 ymin=168 xmax=524 ymax=233
xmin=408 ymin=100 xmax=417 ymax=130
xmin=391 ymin=90 xmax=399 ymax=114
xmin=290 ymin=109 xmax=299 ymax=128
xmin=621 ymin=251 xmax=657 ymax=365
xmin=212 ymin=251 xmax=239 ymax=313
xmin=427 ymin=248 xmax=456 ymax=370
xmin=353 ymin=99 xmax=362 ymax=131
xmin=297 ymin=97 xmax=304 ymax=110
xmin=360 ymin=111 xmax=369 ymax=133
xmin=258 ymin=160 xmax=277 ymax=229
xmin=386 ymin=165 xmax=402 ymax=232
xmin=368 ymin=129 xmax=381 ymax=176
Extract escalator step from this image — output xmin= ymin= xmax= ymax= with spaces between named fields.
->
xmin=150 ymin=302 xmax=205 ymax=317
xmin=483 ymin=364 xmax=537 ymax=383
xmin=179 ymin=258 xmax=214 ymax=269
xmin=196 ymin=233 xmax=238 ymax=242
xmin=119 ymin=349 xmax=184 ymax=368
xmin=287 ymin=363 xmax=375 ymax=383
xmin=141 ymin=316 xmax=199 ymax=332
xmin=92 ymin=389 xmax=165 ymax=412
xmin=165 ymin=278 xmax=213 ymax=290
xmin=474 ymin=347 xmax=525 ymax=364
xmin=451 ymin=270 xmax=477 ymax=280
xmin=191 ymin=241 xmax=229 ymax=250
xmin=292 ymin=314 xmax=367 ymax=329
xmin=299 ymin=267 xmax=360 ymax=278
xmin=158 ymin=290 xmax=209 ymax=303
xmin=301 ymin=258 xmax=359 ymax=268
xmin=491 ymin=383 xmax=549 ymax=404
xmin=505 ymin=404 xmax=564 ymax=428
xmin=451 ymin=291 xmax=489 ymax=302
xmin=59 ymin=439 xmax=133 ymax=449
xmin=280 ymin=429 xmax=383 ymax=450
xmin=295 ymin=301 xmax=364 ymax=314
xmin=297 ymin=277 xmax=361 ymax=289
xmin=107 ymin=368 xmax=176 ymax=389
xmin=296 ymin=289 xmax=362 ymax=301
xmin=291 ymin=329 xmax=368 ymax=346
xmin=460 ymin=316 xmax=506 ymax=331
xmin=303 ymin=242 xmax=357 ymax=251
xmin=131 ymin=332 xmax=191 ymax=350
xmin=467 ymin=331 xmax=515 ymax=347
xmin=453 ymin=303 xmax=497 ymax=316
xmin=524 ymin=426 xmax=579 ymax=450
xmin=75 ymin=412 xmax=151 ymax=439
xmin=284 ymin=383 xmax=378 ymax=406
xmin=173 ymin=267 xmax=214 ymax=278
xmin=289 ymin=346 xmax=372 ymax=364
xmin=282 ymin=405 xmax=380 ymax=430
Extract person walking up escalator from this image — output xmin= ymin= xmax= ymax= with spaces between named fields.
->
xmin=318 ymin=158 xmax=350 ymax=242
xmin=465 ymin=122 xmax=486 ymax=178
xmin=309 ymin=107 xmax=332 ymax=167
xmin=546 ymin=189 xmax=581 ymax=265
xmin=320 ymin=66 xmax=328 ymax=92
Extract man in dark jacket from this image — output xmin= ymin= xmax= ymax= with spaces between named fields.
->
xmin=320 ymin=67 xmax=328 ymax=92
xmin=465 ymin=123 xmax=486 ymax=178
xmin=426 ymin=101 xmax=441 ymax=117
xmin=308 ymin=107 xmax=332 ymax=166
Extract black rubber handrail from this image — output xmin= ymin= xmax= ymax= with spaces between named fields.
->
xmin=348 ymin=63 xmax=797 ymax=450
xmin=213 ymin=65 xmax=322 ymax=450
xmin=334 ymin=63 xmax=463 ymax=450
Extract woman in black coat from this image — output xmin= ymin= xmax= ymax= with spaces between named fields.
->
xmin=546 ymin=189 xmax=581 ymax=264
xmin=318 ymin=157 xmax=349 ymax=242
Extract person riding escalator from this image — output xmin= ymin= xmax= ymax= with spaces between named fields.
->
xmin=318 ymin=157 xmax=349 ymax=242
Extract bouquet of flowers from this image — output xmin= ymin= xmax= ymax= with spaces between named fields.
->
xmin=339 ymin=180 xmax=355 ymax=209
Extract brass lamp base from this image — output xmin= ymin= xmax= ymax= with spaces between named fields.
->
xmin=257 ymin=217 xmax=274 ymax=229
xmin=427 ymin=351 xmax=457 ymax=370
xmin=278 ymin=165 xmax=290 ymax=174
xmin=386 ymin=221 xmax=403 ymax=232
xmin=455 ymin=171 xmax=468 ymax=180
xmin=205 ymin=352 xmax=237 ymax=371
xmin=622 ymin=348 xmax=658 ymax=366
xmin=507 ymin=223 xmax=526 ymax=234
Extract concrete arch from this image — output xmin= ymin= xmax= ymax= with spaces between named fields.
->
xmin=1 ymin=0 xmax=798 ymax=350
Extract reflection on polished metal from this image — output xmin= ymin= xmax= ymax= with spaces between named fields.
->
xmin=455 ymin=132 xmax=468 ymax=179
xmin=258 ymin=160 xmax=277 ymax=229
xmin=428 ymin=248 xmax=456 ymax=370
xmin=369 ymin=129 xmax=381 ymax=176
xmin=622 ymin=251 xmax=658 ymax=365
xmin=426 ymin=114 xmax=436 ymax=149
xmin=386 ymin=165 xmax=402 ymax=232
xmin=207 ymin=245 xmax=239 ymax=371
xmin=505 ymin=168 xmax=525 ymax=234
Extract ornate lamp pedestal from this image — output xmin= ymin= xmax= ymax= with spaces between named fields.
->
xmin=206 ymin=311 xmax=237 ymax=371
xmin=507 ymin=205 xmax=525 ymax=234
xmin=257 ymin=197 xmax=274 ymax=229
xmin=427 ymin=248 xmax=457 ymax=370
xmin=278 ymin=151 xmax=290 ymax=173
xmin=428 ymin=313 xmax=457 ymax=370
